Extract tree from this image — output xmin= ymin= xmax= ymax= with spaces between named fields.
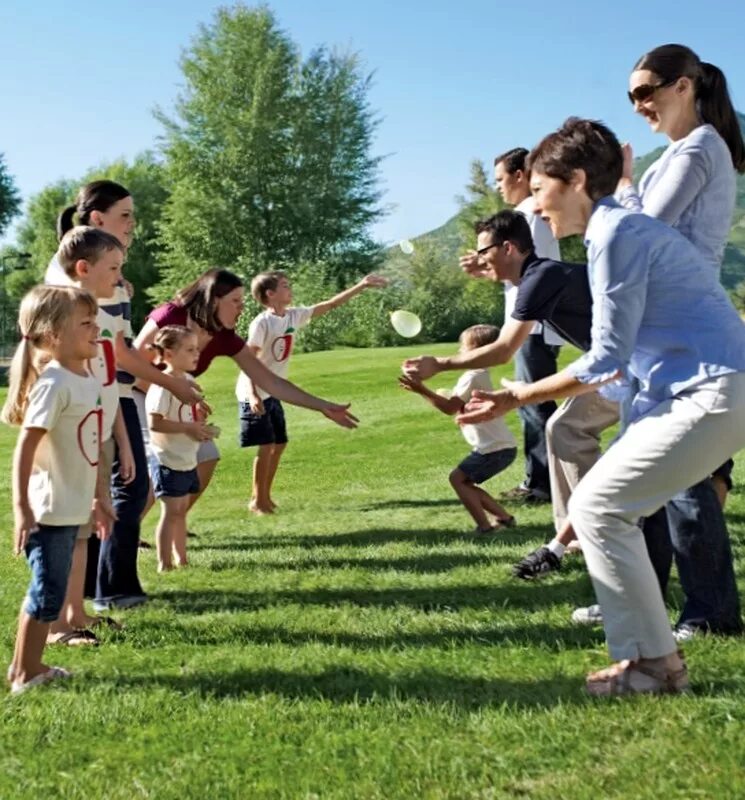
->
xmin=153 ymin=4 xmax=383 ymax=300
xmin=455 ymin=160 xmax=504 ymax=247
xmin=14 ymin=154 xmax=169 ymax=330
xmin=0 ymin=154 xmax=21 ymax=238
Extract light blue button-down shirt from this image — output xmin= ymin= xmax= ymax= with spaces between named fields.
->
xmin=568 ymin=197 xmax=745 ymax=419
xmin=616 ymin=124 xmax=735 ymax=273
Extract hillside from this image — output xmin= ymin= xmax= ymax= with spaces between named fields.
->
xmin=389 ymin=113 xmax=745 ymax=289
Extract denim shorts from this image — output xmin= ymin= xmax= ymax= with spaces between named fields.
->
xmin=133 ymin=388 xmax=220 ymax=484
xmin=457 ymin=447 xmax=517 ymax=485
xmin=152 ymin=463 xmax=200 ymax=498
xmin=239 ymin=397 xmax=288 ymax=447
xmin=23 ymin=524 xmax=78 ymax=622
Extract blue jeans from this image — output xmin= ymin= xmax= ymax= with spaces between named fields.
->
xmin=644 ymin=478 xmax=742 ymax=632
xmin=24 ymin=525 xmax=78 ymax=622
xmin=96 ymin=397 xmax=149 ymax=602
xmin=514 ymin=334 xmax=559 ymax=497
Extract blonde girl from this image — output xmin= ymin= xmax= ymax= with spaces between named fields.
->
xmin=3 ymin=286 xmax=114 ymax=694
xmin=145 ymin=326 xmax=212 ymax=572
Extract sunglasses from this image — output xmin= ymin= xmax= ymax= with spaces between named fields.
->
xmin=627 ymin=78 xmax=676 ymax=105
xmin=476 ymin=241 xmax=504 ymax=256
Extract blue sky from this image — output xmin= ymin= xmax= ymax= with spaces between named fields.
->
xmin=1 ymin=0 xmax=743 ymax=248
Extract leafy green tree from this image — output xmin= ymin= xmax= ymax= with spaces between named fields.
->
xmin=153 ymin=4 xmax=383 ymax=300
xmin=0 ymin=154 xmax=21 ymax=237
xmin=455 ymin=160 xmax=504 ymax=248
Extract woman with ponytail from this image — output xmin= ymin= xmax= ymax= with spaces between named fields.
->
xmin=601 ymin=45 xmax=745 ymax=643
xmin=46 ymin=181 xmax=135 ymax=284
xmin=618 ymin=43 xmax=744 ymax=270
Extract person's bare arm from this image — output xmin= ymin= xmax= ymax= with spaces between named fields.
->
xmin=398 ymin=374 xmax=464 ymax=416
xmin=402 ymin=318 xmax=534 ymax=380
xmin=12 ymin=428 xmax=45 ymax=555
xmin=311 ymin=274 xmax=388 ymax=318
xmin=116 ymin=329 xmax=204 ymax=408
xmin=233 ymin=345 xmax=358 ymax=428
xmin=242 ymin=344 xmax=265 ymax=414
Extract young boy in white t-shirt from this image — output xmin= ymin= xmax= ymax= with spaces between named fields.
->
xmin=399 ymin=324 xmax=517 ymax=534
xmin=236 ymin=270 xmax=387 ymax=514
xmin=54 ymin=227 xmax=135 ymax=642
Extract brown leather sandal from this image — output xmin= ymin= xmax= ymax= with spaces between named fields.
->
xmin=586 ymin=656 xmax=689 ymax=697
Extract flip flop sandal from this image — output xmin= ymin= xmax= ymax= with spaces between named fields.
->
xmin=586 ymin=658 xmax=689 ymax=697
xmin=49 ymin=629 xmax=100 ymax=647
xmin=10 ymin=666 xmax=72 ymax=695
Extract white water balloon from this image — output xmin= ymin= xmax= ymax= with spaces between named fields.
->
xmin=390 ymin=310 xmax=422 ymax=338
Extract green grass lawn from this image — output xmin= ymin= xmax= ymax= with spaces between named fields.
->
xmin=1 ymin=344 xmax=745 ymax=799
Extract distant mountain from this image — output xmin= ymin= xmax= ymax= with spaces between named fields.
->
xmin=387 ymin=112 xmax=745 ymax=289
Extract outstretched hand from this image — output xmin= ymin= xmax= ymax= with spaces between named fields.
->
xmin=398 ymin=373 xmax=425 ymax=394
xmin=401 ymin=355 xmax=439 ymax=381
xmin=455 ymin=380 xmax=523 ymax=425
xmin=360 ymin=274 xmax=389 ymax=289
xmin=322 ymin=403 xmax=359 ymax=429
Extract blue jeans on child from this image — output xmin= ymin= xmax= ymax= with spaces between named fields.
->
xmin=24 ymin=525 xmax=78 ymax=622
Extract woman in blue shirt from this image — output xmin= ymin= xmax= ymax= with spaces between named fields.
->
xmin=459 ymin=117 xmax=745 ymax=696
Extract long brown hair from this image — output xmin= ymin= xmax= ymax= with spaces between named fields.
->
xmin=175 ymin=269 xmax=244 ymax=333
xmin=634 ymin=44 xmax=745 ymax=172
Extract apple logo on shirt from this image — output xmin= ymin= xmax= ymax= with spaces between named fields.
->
xmin=77 ymin=399 xmax=103 ymax=467
xmin=271 ymin=327 xmax=295 ymax=363
xmin=87 ymin=329 xmax=117 ymax=387
xmin=177 ymin=402 xmax=199 ymax=423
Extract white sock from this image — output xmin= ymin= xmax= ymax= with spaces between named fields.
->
xmin=546 ymin=539 xmax=565 ymax=559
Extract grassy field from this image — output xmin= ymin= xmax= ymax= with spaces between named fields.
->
xmin=1 ymin=344 xmax=745 ymax=800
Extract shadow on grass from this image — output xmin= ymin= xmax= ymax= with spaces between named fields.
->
xmin=92 ymin=664 xmax=591 ymax=709
xmin=134 ymin=617 xmax=604 ymax=653
xmin=188 ymin=525 xmax=552 ymax=552
xmin=152 ymin=575 xmax=592 ymax=615
xmin=360 ymin=499 xmax=461 ymax=511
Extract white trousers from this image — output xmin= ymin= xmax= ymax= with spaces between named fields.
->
xmin=546 ymin=392 xmax=620 ymax=532
xmin=568 ymin=373 xmax=745 ymax=661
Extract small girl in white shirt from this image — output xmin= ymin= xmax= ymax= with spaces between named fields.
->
xmin=3 ymin=285 xmax=114 ymax=694
xmin=146 ymin=326 xmax=215 ymax=572
xmin=399 ymin=324 xmax=517 ymax=534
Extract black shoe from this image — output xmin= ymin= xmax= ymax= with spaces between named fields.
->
xmin=138 ymin=540 xmax=153 ymax=550
xmin=503 ymin=486 xmax=550 ymax=505
xmin=512 ymin=546 xmax=561 ymax=580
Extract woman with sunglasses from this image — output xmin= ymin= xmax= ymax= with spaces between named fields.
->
xmin=618 ymin=44 xmax=745 ymax=269
xmin=610 ymin=44 xmax=745 ymax=641
xmin=458 ymin=117 xmax=745 ymax=696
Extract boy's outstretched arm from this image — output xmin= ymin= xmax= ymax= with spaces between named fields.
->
xmin=398 ymin=375 xmax=464 ymax=416
xmin=311 ymin=274 xmax=388 ymax=318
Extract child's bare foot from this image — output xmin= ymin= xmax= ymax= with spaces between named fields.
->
xmin=249 ymin=499 xmax=273 ymax=515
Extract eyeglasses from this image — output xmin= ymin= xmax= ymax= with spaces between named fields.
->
xmin=627 ymin=78 xmax=676 ymax=105
xmin=477 ymin=241 xmax=504 ymax=256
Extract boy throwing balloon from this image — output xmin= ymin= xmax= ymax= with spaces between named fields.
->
xmin=237 ymin=271 xmax=388 ymax=514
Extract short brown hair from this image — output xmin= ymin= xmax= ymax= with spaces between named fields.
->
xmin=251 ymin=271 xmax=287 ymax=305
xmin=459 ymin=324 xmax=500 ymax=350
xmin=528 ymin=118 xmax=622 ymax=201
xmin=57 ymin=226 xmax=124 ymax=279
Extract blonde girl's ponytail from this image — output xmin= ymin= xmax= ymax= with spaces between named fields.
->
xmin=1 ymin=285 xmax=98 ymax=426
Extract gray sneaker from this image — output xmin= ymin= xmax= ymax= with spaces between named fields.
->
xmin=571 ymin=604 xmax=603 ymax=625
